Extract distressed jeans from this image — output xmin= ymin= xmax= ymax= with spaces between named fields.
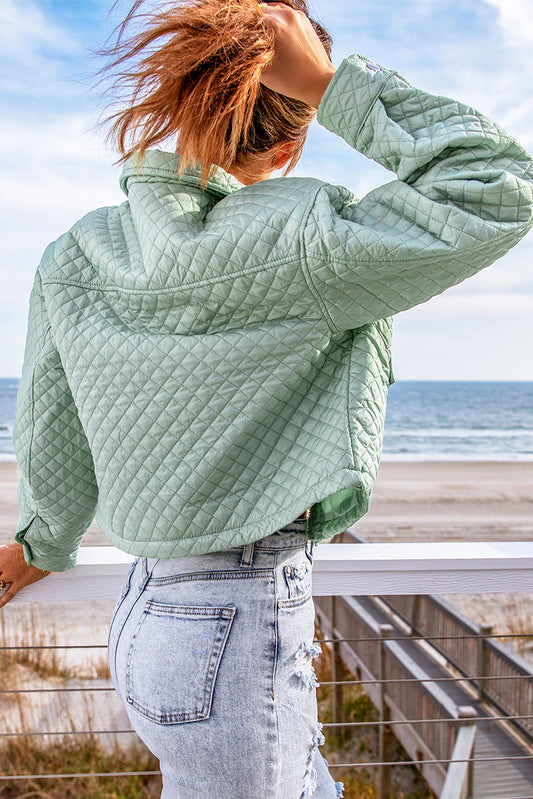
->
xmin=107 ymin=524 xmax=344 ymax=799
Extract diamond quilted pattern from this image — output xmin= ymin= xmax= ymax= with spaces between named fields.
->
xmin=311 ymin=55 xmax=533 ymax=333
xmin=13 ymin=53 xmax=533 ymax=570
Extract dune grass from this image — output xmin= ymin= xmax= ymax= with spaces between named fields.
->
xmin=0 ymin=735 xmax=162 ymax=798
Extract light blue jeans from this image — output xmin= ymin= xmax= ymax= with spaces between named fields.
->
xmin=107 ymin=524 xmax=344 ymax=799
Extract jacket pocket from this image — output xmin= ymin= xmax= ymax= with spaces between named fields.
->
xmin=126 ymin=601 xmax=236 ymax=724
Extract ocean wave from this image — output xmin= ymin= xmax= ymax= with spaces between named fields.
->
xmin=381 ymin=452 xmax=533 ymax=462
xmin=384 ymin=428 xmax=533 ymax=439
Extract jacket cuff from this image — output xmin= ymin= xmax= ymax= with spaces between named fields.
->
xmin=15 ymin=520 xmax=35 ymax=566
xmin=15 ymin=516 xmax=76 ymax=572
xmin=317 ymin=54 xmax=391 ymax=150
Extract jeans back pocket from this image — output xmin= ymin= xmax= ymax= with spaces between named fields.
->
xmin=126 ymin=601 xmax=236 ymax=724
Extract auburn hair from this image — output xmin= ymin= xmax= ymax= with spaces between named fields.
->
xmin=101 ymin=0 xmax=332 ymax=182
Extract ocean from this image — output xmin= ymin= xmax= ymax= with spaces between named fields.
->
xmin=1 ymin=378 xmax=532 ymax=462
xmin=382 ymin=381 xmax=533 ymax=461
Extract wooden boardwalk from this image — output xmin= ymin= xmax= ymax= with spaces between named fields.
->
xmin=315 ymin=590 xmax=533 ymax=799
xmin=473 ymin=730 xmax=533 ymax=799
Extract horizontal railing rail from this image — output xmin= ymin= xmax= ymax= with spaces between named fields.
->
xmin=9 ymin=540 xmax=533 ymax=603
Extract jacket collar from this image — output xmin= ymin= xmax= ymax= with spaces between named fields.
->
xmin=120 ymin=150 xmax=244 ymax=198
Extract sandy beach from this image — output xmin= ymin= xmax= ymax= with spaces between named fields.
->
xmin=2 ymin=459 xmax=533 ymax=547
xmin=355 ymin=459 xmax=533 ymax=542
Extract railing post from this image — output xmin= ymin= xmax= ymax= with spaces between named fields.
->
xmin=330 ymin=596 xmax=343 ymax=727
xmin=410 ymin=595 xmax=421 ymax=635
xmin=476 ymin=623 xmax=493 ymax=702
xmin=459 ymin=705 xmax=477 ymax=799
xmin=441 ymin=705 xmax=477 ymax=799
xmin=378 ymin=623 xmax=394 ymax=799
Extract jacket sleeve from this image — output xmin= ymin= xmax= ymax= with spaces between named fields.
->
xmin=13 ymin=268 xmax=99 ymax=572
xmin=301 ymin=54 xmax=533 ymax=332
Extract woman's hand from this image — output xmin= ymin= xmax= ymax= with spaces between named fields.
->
xmin=0 ymin=542 xmax=51 ymax=608
xmin=259 ymin=3 xmax=336 ymax=108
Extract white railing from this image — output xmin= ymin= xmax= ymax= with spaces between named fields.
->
xmin=11 ymin=539 xmax=533 ymax=602
xmin=3 ymin=538 xmax=533 ymax=799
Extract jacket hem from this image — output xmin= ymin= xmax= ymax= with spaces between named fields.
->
xmin=98 ymin=472 xmax=372 ymax=559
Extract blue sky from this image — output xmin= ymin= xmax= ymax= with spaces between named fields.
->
xmin=1 ymin=0 xmax=532 ymax=379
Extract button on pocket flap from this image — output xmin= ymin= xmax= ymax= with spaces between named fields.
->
xmin=127 ymin=602 xmax=236 ymax=725
xmin=282 ymin=561 xmax=312 ymax=605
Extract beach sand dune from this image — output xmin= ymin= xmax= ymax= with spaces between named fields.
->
xmin=357 ymin=460 xmax=533 ymax=542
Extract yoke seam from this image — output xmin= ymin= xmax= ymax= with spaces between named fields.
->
xmin=42 ymin=252 xmax=302 ymax=294
xmin=147 ymin=568 xmax=274 ymax=586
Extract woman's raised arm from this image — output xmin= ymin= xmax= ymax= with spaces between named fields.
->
xmin=258 ymin=4 xmax=533 ymax=332
xmin=299 ymin=56 xmax=533 ymax=332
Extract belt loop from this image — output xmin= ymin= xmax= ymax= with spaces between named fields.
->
xmin=140 ymin=556 xmax=155 ymax=585
xmin=240 ymin=542 xmax=255 ymax=568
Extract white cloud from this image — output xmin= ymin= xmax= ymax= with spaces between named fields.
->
xmin=0 ymin=0 xmax=80 ymax=61
xmin=483 ymin=0 xmax=533 ymax=45
xmin=311 ymin=0 xmax=533 ymax=151
xmin=0 ymin=0 xmax=86 ymax=107
xmin=393 ymin=292 xmax=533 ymax=380
xmin=0 ymin=113 xmax=123 ymax=377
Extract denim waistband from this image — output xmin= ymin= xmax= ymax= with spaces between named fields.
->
xmin=251 ymin=520 xmax=308 ymax=549
xmin=141 ymin=520 xmax=312 ymax=581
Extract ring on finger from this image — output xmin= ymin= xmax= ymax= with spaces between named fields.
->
xmin=0 ymin=580 xmax=9 ymax=590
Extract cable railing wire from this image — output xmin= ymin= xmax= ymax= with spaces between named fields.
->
xmin=0 ymin=687 xmax=115 ymax=694
xmin=315 ymin=632 xmax=531 ymax=643
xmin=0 ymin=729 xmax=137 ymax=738
xmin=321 ymin=714 xmax=533 ymax=727
xmin=2 ymin=671 xmax=531 ymax=696
xmin=0 ymin=715 xmax=533 ymax=740
xmin=0 ymin=771 xmax=161 ymax=781
xmin=1 ymin=629 xmax=529 ymax=651
xmin=1 ymin=644 xmax=107 ymax=650
xmin=3 ymin=714 xmax=531 ymax=739
xmin=318 ymin=673 xmax=533 ymax=686
xmin=325 ymin=754 xmax=533 ymax=768
xmin=3 ymin=754 xmax=533 ymax=782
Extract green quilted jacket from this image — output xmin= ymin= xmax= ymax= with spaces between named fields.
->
xmin=14 ymin=54 xmax=533 ymax=571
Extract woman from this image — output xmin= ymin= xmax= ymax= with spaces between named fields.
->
xmin=1 ymin=1 xmax=532 ymax=796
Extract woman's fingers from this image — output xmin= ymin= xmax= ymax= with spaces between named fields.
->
xmin=0 ymin=543 xmax=51 ymax=608
xmin=0 ymin=583 xmax=17 ymax=609
xmin=0 ymin=569 xmax=49 ymax=608
xmin=260 ymin=4 xmax=336 ymax=108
